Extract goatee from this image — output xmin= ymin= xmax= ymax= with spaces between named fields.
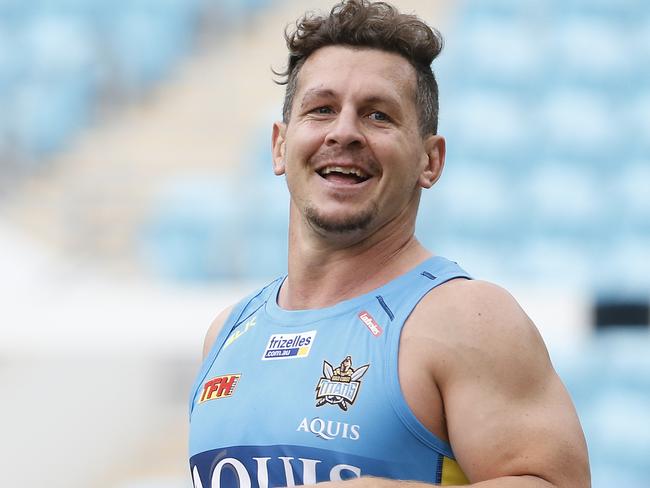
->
xmin=305 ymin=202 xmax=378 ymax=234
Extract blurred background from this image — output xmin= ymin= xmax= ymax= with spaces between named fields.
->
xmin=0 ymin=0 xmax=648 ymax=486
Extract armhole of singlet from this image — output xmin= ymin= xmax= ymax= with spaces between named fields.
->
xmin=385 ymin=270 xmax=471 ymax=460
xmin=187 ymin=277 xmax=283 ymax=417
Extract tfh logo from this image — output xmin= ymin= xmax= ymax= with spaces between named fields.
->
xmin=199 ymin=374 xmax=241 ymax=403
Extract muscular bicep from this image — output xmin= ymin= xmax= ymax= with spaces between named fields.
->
xmin=440 ymin=284 xmax=589 ymax=487
xmin=202 ymin=305 xmax=234 ymax=360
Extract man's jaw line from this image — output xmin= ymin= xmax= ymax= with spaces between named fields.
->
xmin=303 ymin=199 xmax=378 ymax=237
xmin=295 ymin=195 xmax=418 ymax=253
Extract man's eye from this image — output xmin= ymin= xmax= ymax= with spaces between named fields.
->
xmin=369 ymin=111 xmax=389 ymax=121
xmin=313 ymin=106 xmax=333 ymax=114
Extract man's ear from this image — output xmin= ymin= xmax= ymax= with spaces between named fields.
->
xmin=418 ymin=135 xmax=446 ymax=189
xmin=272 ymin=122 xmax=287 ymax=175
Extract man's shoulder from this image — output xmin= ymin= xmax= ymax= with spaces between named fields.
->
xmin=415 ymin=278 xmax=525 ymax=322
xmin=407 ymin=279 xmax=544 ymax=359
xmin=404 ymin=278 xmax=553 ymax=399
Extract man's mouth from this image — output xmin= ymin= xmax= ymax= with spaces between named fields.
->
xmin=316 ymin=165 xmax=371 ymax=184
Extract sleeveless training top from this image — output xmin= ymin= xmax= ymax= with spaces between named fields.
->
xmin=189 ymin=255 xmax=471 ymax=487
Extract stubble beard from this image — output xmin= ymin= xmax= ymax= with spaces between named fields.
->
xmin=298 ymin=148 xmax=382 ymax=234
xmin=304 ymin=200 xmax=379 ymax=234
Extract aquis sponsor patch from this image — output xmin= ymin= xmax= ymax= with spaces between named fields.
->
xmin=262 ymin=330 xmax=317 ymax=360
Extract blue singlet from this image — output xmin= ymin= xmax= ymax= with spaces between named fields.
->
xmin=189 ymin=255 xmax=471 ymax=487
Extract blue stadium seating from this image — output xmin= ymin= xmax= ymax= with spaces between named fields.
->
xmin=630 ymin=91 xmax=650 ymax=158
xmin=5 ymin=0 xmax=644 ymax=298
xmin=238 ymin=175 xmax=290 ymax=280
xmin=107 ymin=1 xmax=199 ymax=94
xmin=551 ymin=17 xmax=638 ymax=89
xmin=0 ymin=0 xmax=269 ymax=161
xmin=149 ymin=0 xmax=646 ymax=295
xmin=441 ymin=90 xmax=533 ymax=168
xmin=555 ymin=330 xmax=650 ymax=486
xmin=551 ymin=0 xmax=645 ymax=23
xmin=140 ymin=172 xmax=289 ymax=282
xmin=11 ymin=79 xmax=94 ymax=158
xmin=427 ymin=0 xmax=650 ymax=295
xmin=140 ymin=176 xmax=248 ymax=281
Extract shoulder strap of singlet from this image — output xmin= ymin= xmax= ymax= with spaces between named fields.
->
xmin=188 ymin=277 xmax=283 ymax=416
xmin=382 ymin=257 xmax=472 ymax=458
xmin=375 ymin=257 xmax=471 ymax=324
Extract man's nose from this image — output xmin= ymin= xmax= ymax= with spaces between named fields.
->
xmin=324 ymin=108 xmax=366 ymax=148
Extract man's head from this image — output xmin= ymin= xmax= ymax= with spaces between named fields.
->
xmin=276 ymin=0 xmax=443 ymax=136
xmin=271 ymin=1 xmax=447 ymax=240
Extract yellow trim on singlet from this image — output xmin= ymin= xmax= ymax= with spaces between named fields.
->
xmin=441 ymin=456 xmax=470 ymax=485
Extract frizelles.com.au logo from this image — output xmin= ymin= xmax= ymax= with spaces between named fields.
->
xmin=262 ymin=330 xmax=317 ymax=360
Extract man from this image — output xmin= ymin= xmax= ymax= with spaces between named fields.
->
xmin=188 ymin=1 xmax=590 ymax=486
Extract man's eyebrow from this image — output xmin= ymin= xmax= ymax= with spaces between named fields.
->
xmin=300 ymin=88 xmax=336 ymax=108
xmin=300 ymin=89 xmax=402 ymax=110
xmin=360 ymin=94 xmax=401 ymax=109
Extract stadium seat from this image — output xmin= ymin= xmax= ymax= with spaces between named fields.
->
xmin=107 ymin=6 xmax=196 ymax=93
xmin=615 ymin=161 xmax=650 ymax=233
xmin=557 ymin=330 xmax=650 ymax=485
xmin=12 ymin=79 xmax=93 ymax=158
xmin=459 ymin=0 xmax=547 ymax=23
xmin=22 ymin=13 xmax=98 ymax=79
xmin=0 ymin=27 xmax=22 ymax=94
xmin=629 ymin=91 xmax=650 ymax=158
xmin=447 ymin=17 xmax=547 ymax=94
xmin=0 ymin=0 xmax=275 ymax=166
xmin=550 ymin=0 xmax=645 ymax=23
xmin=522 ymin=163 xmax=603 ymax=234
xmin=550 ymin=16 xmax=638 ymax=92
xmin=238 ymin=173 xmax=290 ymax=280
xmin=427 ymin=0 xmax=649 ymax=298
xmin=441 ymin=90 xmax=532 ymax=166
xmin=140 ymin=176 xmax=247 ymax=281
xmin=536 ymin=88 xmax=618 ymax=164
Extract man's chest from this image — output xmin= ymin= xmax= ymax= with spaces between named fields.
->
xmin=188 ymin=310 xmax=447 ymax=486
xmin=190 ymin=312 xmax=395 ymax=448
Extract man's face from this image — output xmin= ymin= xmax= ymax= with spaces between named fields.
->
xmin=272 ymin=45 xmax=443 ymax=238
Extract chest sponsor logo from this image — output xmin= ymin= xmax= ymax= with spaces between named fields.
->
xmin=315 ymin=356 xmax=369 ymax=411
xmin=199 ymin=373 xmax=241 ymax=403
xmin=191 ymin=452 xmax=361 ymax=488
xmin=358 ymin=311 xmax=383 ymax=337
xmin=297 ymin=417 xmax=360 ymax=441
xmin=262 ymin=330 xmax=317 ymax=360
xmin=224 ymin=316 xmax=256 ymax=349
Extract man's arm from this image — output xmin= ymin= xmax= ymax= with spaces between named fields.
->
xmin=310 ymin=280 xmax=590 ymax=487
xmin=439 ymin=281 xmax=589 ymax=487
xmin=311 ymin=475 xmax=554 ymax=487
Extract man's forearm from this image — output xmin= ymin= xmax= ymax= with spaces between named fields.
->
xmin=309 ymin=475 xmax=556 ymax=488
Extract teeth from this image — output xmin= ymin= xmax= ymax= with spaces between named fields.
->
xmin=320 ymin=166 xmax=367 ymax=178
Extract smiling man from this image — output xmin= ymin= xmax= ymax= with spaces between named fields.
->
xmin=188 ymin=1 xmax=590 ymax=487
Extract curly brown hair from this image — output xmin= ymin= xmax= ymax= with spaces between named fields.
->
xmin=275 ymin=0 xmax=444 ymax=135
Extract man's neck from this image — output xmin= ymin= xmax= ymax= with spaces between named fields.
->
xmin=278 ymin=215 xmax=432 ymax=310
